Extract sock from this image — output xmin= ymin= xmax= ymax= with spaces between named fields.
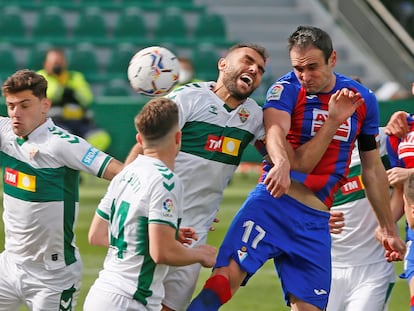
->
xmin=186 ymin=275 xmax=232 ymax=311
xmin=410 ymin=296 xmax=414 ymax=311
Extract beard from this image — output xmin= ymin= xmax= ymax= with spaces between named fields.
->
xmin=222 ymin=71 xmax=255 ymax=101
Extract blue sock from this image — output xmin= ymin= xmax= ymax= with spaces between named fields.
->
xmin=187 ymin=288 xmax=222 ymax=311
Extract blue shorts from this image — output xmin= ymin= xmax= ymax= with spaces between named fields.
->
xmin=215 ymin=183 xmax=331 ymax=310
xmin=401 ymin=228 xmax=414 ymax=281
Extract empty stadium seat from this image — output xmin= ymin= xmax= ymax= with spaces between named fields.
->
xmin=193 ymin=12 xmax=227 ymax=43
xmin=0 ymin=44 xmax=19 ymax=80
xmin=153 ymin=7 xmax=188 ymax=42
xmin=72 ymin=7 xmax=108 ymax=41
xmin=25 ymin=43 xmax=53 ymax=71
xmin=69 ymin=43 xmax=101 ymax=82
xmin=0 ymin=6 xmax=26 ymax=40
xmin=192 ymin=44 xmax=221 ymax=81
xmin=101 ymin=79 xmax=131 ymax=96
xmin=112 ymin=7 xmax=148 ymax=41
xmin=31 ymin=7 xmax=68 ymax=41
xmin=106 ymin=43 xmax=138 ymax=78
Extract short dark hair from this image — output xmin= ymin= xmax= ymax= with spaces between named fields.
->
xmin=2 ymin=69 xmax=48 ymax=99
xmin=135 ymin=98 xmax=179 ymax=141
xmin=226 ymin=43 xmax=268 ymax=64
xmin=288 ymin=26 xmax=333 ymax=63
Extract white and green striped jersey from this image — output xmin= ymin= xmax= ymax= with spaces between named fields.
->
xmin=0 ymin=118 xmax=112 ymax=270
xmin=167 ymin=82 xmax=265 ymax=234
xmin=331 ymin=128 xmax=390 ymax=267
xmin=94 ymin=155 xmax=183 ymax=307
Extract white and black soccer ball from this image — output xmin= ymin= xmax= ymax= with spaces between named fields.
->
xmin=127 ymin=46 xmax=179 ymax=97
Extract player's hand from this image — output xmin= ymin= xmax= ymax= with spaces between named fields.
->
xmin=329 ymin=211 xmax=345 ymax=234
xmin=209 ymin=217 xmax=220 ymax=231
xmin=327 ymin=88 xmax=364 ymax=126
xmin=384 ymin=111 xmax=408 ymax=138
xmin=387 ymin=167 xmax=410 ymax=186
xmin=196 ymin=244 xmax=217 ymax=268
xmin=178 ymin=227 xmax=198 ymax=245
xmin=263 ymin=158 xmax=290 ymax=198
xmin=375 ymin=227 xmax=406 ymax=262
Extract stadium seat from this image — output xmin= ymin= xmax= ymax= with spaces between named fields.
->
xmin=192 ymin=44 xmax=221 ymax=81
xmin=193 ymin=13 xmax=227 ymax=43
xmin=101 ymin=79 xmax=131 ymax=96
xmin=153 ymin=7 xmax=188 ymax=42
xmin=69 ymin=43 xmax=100 ymax=82
xmin=112 ymin=7 xmax=148 ymax=41
xmin=25 ymin=43 xmax=54 ymax=71
xmin=32 ymin=7 xmax=68 ymax=41
xmin=72 ymin=7 xmax=108 ymax=41
xmin=106 ymin=43 xmax=138 ymax=79
xmin=0 ymin=44 xmax=19 ymax=80
xmin=0 ymin=6 xmax=26 ymax=40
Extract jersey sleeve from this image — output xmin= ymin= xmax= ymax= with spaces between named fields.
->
xmin=263 ymin=73 xmax=300 ymax=114
xmin=360 ymin=89 xmax=380 ymax=136
xmin=54 ymin=133 xmax=113 ymax=177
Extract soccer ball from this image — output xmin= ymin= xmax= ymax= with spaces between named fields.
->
xmin=127 ymin=46 xmax=179 ymax=97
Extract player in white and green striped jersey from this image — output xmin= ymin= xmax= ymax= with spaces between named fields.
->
xmin=84 ymin=98 xmax=216 ymax=311
xmin=328 ymin=127 xmax=395 ymax=311
xmin=0 ymin=70 xmax=123 ymax=311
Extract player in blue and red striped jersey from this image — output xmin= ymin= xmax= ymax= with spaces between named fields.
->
xmin=188 ymin=26 xmax=406 ymax=311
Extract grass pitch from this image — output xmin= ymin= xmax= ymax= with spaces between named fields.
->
xmin=0 ymin=172 xmax=409 ymax=310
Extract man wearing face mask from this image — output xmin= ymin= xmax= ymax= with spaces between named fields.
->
xmin=37 ymin=48 xmax=111 ymax=152
xmin=174 ymin=56 xmax=202 ymax=89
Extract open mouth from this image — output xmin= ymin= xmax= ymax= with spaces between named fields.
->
xmin=240 ymin=74 xmax=253 ymax=87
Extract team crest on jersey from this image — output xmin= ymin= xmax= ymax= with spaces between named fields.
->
xmin=4 ymin=167 xmax=36 ymax=192
xmin=162 ymin=198 xmax=174 ymax=217
xmin=238 ymin=107 xmax=250 ymax=123
xmin=311 ymin=108 xmax=351 ymax=142
xmin=237 ymin=246 xmax=248 ymax=262
xmin=266 ymin=83 xmax=284 ymax=101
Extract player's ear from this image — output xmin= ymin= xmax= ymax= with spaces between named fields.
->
xmin=136 ymin=133 xmax=142 ymax=145
xmin=41 ymin=98 xmax=51 ymax=114
xmin=328 ymin=50 xmax=337 ymax=67
xmin=218 ymin=57 xmax=226 ymax=71
xmin=175 ymin=130 xmax=181 ymax=145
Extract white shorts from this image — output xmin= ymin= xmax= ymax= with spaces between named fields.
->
xmin=327 ymin=261 xmax=395 ymax=311
xmin=162 ymin=233 xmax=207 ymax=311
xmin=0 ymin=251 xmax=82 ymax=311
xmin=84 ymin=286 xmax=151 ymax=311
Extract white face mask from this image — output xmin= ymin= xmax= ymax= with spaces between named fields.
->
xmin=179 ymin=69 xmax=193 ymax=84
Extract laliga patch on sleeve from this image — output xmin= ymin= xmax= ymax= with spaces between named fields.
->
xmin=266 ymin=84 xmax=284 ymax=101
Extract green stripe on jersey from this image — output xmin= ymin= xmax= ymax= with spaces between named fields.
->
xmin=1 ymin=151 xmax=79 ymax=202
xmin=181 ymin=121 xmax=254 ymax=165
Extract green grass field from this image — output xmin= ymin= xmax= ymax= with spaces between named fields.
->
xmin=0 ymin=172 xmax=410 ymax=310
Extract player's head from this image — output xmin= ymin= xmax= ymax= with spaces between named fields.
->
xmin=216 ymin=43 xmax=267 ymax=102
xmin=2 ymin=69 xmax=51 ymax=138
xmin=287 ymin=25 xmax=336 ymax=94
xmin=178 ymin=56 xmax=195 ymax=85
xmin=135 ymin=98 xmax=181 ymax=154
xmin=43 ymin=48 xmax=67 ymax=76
xmin=404 ymin=173 xmax=414 ymax=213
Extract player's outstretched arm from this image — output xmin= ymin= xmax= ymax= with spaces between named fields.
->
xmin=361 ymin=149 xmax=406 ymax=261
